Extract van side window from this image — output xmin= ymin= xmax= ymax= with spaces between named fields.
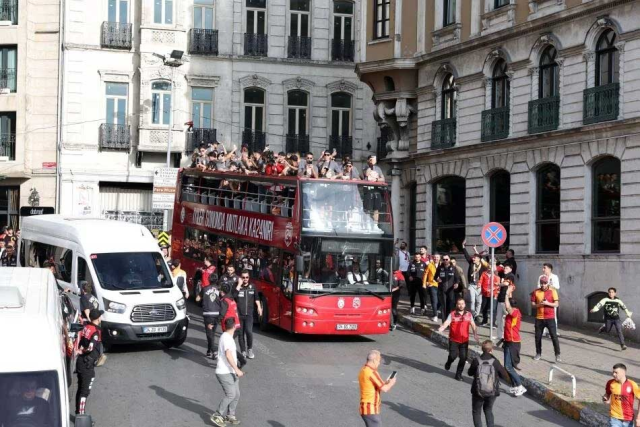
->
xmin=30 ymin=241 xmax=73 ymax=283
xmin=55 ymin=247 xmax=73 ymax=283
xmin=77 ymin=256 xmax=93 ymax=288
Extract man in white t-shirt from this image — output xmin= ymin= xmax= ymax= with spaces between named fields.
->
xmin=210 ymin=318 xmax=244 ymax=426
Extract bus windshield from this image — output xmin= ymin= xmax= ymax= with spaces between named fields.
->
xmin=0 ymin=371 xmax=61 ymax=427
xmin=302 ymin=181 xmax=392 ymax=236
xmin=298 ymin=237 xmax=393 ymax=294
xmin=91 ymin=252 xmax=173 ymax=291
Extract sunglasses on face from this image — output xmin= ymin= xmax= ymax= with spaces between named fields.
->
xmin=443 ymin=258 xmax=450 ymax=261
xmin=241 ymin=276 xmax=250 ymax=279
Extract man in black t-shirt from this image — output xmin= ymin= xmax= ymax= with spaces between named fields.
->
xmin=408 ymin=253 xmax=427 ymax=316
xmin=79 ymin=281 xmax=100 ymax=321
xmin=235 ymin=270 xmax=263 ymax=359
xmin=435 ymin=255 xmax=461 ymax=322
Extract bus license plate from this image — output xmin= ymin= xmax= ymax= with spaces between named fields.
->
xmin=336 ymin=324 xmax=358 ymax=331
xmin=143 ymin=326 xmax=168 ymax=334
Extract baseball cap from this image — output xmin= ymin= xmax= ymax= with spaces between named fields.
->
xmin=89 ymin=309 xmax=104 ymax=321
xmin=539 ymin=275 xmax=549 ymax=285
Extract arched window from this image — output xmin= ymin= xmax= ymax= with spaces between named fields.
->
xmin=330 ymin=92 xmax=351 ymax=137
xmin=536 ymin=164 xmax=560 ymax=253
xmin=492 ymin=59 xmax=509 ymax=109
xmin=592 ymin=157 xmax=620 ymax=252
xmin=596 ymin=30 xmax=619 ymax=86
xmin=489 ymin=170 xmax=510 ymax=252
xmin=151 ymin=81 xmax=171 ymax=125
xmin=432 ymin=176 xmax=465 ymax=253
xmin=539 ymin=46 xmax=558 ymax=99
xmin=287 ymin=90 xmax=308 ymax=136
xmin=441 ymin=74 xmax=456 ymax=120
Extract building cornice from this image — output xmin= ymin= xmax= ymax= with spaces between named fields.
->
xmin=355 ymin=58 xmax=418 ymax=78
xmin=373 ymin=90 xmax=418 ymax=102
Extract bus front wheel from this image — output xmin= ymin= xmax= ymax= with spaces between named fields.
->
xmin=259 ymin=297 xmax=271 ymax=332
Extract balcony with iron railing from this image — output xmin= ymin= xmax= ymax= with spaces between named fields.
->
xmin=528 ymin=96 xmax=560 ymax=134
xmin=285 ymin=134 xmax=309 ymax=154
xmin=331 ymin=39 xmax=355 ymax=62
xmin=431 ymin=118 xmax=456 ymax=149
xmin=244 ymin=33 xmax=268 ymax=57
xmin=583 ymin=82 xmax=619 ymax=125
xmin=242 ymin=129 xmax=266 ymax=152
xmin=481 ymin=106 xmax=509 ymax=142
xmin=185 ymin=128 xmax=217 ymax=153
xmin=0 ymin=0 xmax=17 ymax=24
xmin=99 ymin=124 xmax=131 ymax=151
xmin=0 ymin=68 xmax=16 ymax=93
xmin=189 ymin=29 xmax=218 ymax=55
xmin=377 ymin=127 xmax=390 ymax=160
xmin=0 ymin=133 xmax=15 ymax=160
xmin=329 ymin=135 xmax=353 ymax=158
xmin=288 ymin=36 xmax=311 ymax=59
xmin=101 ymin=21 xmax=133 ymax=50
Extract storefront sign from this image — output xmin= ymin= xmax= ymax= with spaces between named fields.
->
xmin=19 ymin=206 xmax=55 ymax=216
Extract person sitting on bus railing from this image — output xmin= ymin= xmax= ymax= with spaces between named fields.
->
xmin=347 ymin=261 xmax=369 ymax=285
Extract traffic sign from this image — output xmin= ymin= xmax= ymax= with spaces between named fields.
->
xmin=157 ymin=231 xmax=170 ymax=247
xmin=152 ymin=168 xmax=179 ymax=210
xmin=481 ymin=222 xmax=508 ymax=248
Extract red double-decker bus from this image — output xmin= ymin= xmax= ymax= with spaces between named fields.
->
xmin=170 ymin=168 xmax=394 ymax=335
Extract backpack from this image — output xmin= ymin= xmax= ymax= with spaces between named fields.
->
xmin=475 ymin=359 xmax=496 ymax=398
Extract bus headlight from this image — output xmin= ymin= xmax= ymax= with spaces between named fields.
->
xmin=103 ymin=298 xmax=126 ymax=314
xmin=176 ymin=298 xmax=186 ymax=310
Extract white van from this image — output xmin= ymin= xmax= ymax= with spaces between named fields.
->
xmin=18 ymin=216 xmax=188 ymax=348
xmin=0 ymin=268 xmax=74 ymax=427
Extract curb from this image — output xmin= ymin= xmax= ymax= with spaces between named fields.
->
xmin=398 ymin=314 xmax=609 ymax=427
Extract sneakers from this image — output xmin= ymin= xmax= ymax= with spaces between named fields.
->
xmin=410 ymin=307 xmax=416 ymax=315
xmin=213 ymin=351 xmax=218 ymax=360
xmin=509 ymin=387 xmax=517 ymax=394
xmin=421 ymin=308 xmax=428 ymax=316
xmin=206 ymin=351 xmax=213 ymax=358
xmin=454 ymin=373 xmax=463 ymax=381
xmin=241 ymin=351 xmax=247 ymax=358
xmin=247 ymin=349 xmax=255 ymax=359
xmin=622 ymin=345 xmax=627 ymax=351
xmin=555 ymin=355 xmax=562 ymax=363
xmin=444 ymin=361 xmax=452 ymax=371
xmin=598 ymin=325 xmax=606 ymax=334
xmin=210 ymin=412 xmax=226 ymax=427
xmin=431 ymin=316 xmax=439 ymax=322
xmin=225 ymin=415 xmax=241 ymax=425
xmin=390 ymin=324 xmax=397 ymax=331
xmin=533 ymin=354 xmax=541 ymax=361
xmin=514 ymin=385 xmax=527 ymax=397
xmin=95 ymin=354 xmax=108 ymax=367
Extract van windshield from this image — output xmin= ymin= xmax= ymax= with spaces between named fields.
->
xmin=91 ymin=252 xmax=173 ymax=291
xmin=0 ymin=370 xmax=61 ymax=427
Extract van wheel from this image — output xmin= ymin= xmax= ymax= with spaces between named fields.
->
xmin=259 ymin=297 xmax=270 ymax=332
xmin=162 ymin=334 xmax=187 ymax=348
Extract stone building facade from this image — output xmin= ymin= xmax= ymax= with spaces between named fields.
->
xmin=0 ymin=0 xmax=59 ymax=229
xmin=357 ymin=0 xmax=640 ymax=339
xmin=59 ymin=0 xmax=377 ymax=227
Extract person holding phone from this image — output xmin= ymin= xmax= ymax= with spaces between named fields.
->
xmin=358 ymin=350 xmax=396 ymax=427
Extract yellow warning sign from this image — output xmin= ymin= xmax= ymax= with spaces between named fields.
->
xmin=158 ymin=231 xmax=170 ymax=247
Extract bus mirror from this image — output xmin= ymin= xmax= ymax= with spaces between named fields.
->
xmin=295 ymin=256 xmax=304 ymax=274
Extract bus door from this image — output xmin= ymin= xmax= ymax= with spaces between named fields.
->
xmin=279 ymin=252 xmax=295 ymax=331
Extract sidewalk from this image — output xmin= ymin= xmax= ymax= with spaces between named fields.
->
xmin=397 ymin=299 xmax=639 ymax=427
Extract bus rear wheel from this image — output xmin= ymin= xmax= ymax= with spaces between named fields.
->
xmin=259 ymin=297 xmax=270 ymax=332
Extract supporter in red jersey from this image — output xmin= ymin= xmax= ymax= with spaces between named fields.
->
xmin=201 ymin=257 xmax=217 ymax=289
xmin=503 ymin=287 xmax=526 ymax=397
xmin=438 ymin=298 xmax=479 ymax=381
xmin=604 ymin=363 xmax=640 ymax=426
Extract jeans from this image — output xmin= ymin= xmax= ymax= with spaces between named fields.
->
xmin=391 ymin=290 xmax=400 ymax=325
xmin=427 ymin=287 xmax=439 ymax=318
xmin=438 ymin=290 xmax=449 ymax=323
xmin=534 ymin=319 xmax=561 ymax=356
xmin=605 ymin=319 xmax=626 ymax=346
xmin=238 ymin=315 xmax=253 ymax=352
xmin=361 ymin=414 xmax=382 ymax=427
xmin=503 ymin=344 xmax=522 ymax=387
xmin=408 ymin=280 xmax=425 ymax=309
xmin=472 ymin=395 xmax=496 ymax=427
xmin=216 ymin=373 xmax=240 ymax=417
xmin=468 ymin=284 xmax=482 ymax=317
xmin=609 ymin=418 xmax=633 ymax=427
xmin=496 ymin=303 xmax=506 ymax=340
xmin=446 ymin=341 xmax=469 ymax=376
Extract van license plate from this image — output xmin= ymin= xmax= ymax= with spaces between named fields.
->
xmin=143 ymin=326 xmax=168 ymax=333
xmin=336 ymin=324 xmax=358 ymax=331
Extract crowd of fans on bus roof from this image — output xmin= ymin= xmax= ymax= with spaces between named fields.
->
xmin=188 ymin=141 xmax=386 ymax=182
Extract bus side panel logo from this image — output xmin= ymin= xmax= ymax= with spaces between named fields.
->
xmin=284 ymin=222 xmax=293 ymax=247
xmin=180 ymin=207 xmax=186 ymax=224
xmin=337 ymin=298 xmax=345 ymax=309
xmin=352 ymin=297 xmax=361 ymax=309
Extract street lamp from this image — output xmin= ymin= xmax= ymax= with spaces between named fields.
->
xmin=153 ymin=50 xmax=184 ymax=231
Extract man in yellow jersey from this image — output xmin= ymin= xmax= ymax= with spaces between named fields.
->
xmin=358 ymin=350 xmax=396 ymax=427
xmin=603 ymin=363 xmax=640 ymax=427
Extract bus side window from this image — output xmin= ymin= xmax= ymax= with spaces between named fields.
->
xmin=281 ymin=253 xmax=294 ymax=299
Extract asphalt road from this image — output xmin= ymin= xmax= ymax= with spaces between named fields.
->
xmin=72 ymin=303 xmax=582 ymax=427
